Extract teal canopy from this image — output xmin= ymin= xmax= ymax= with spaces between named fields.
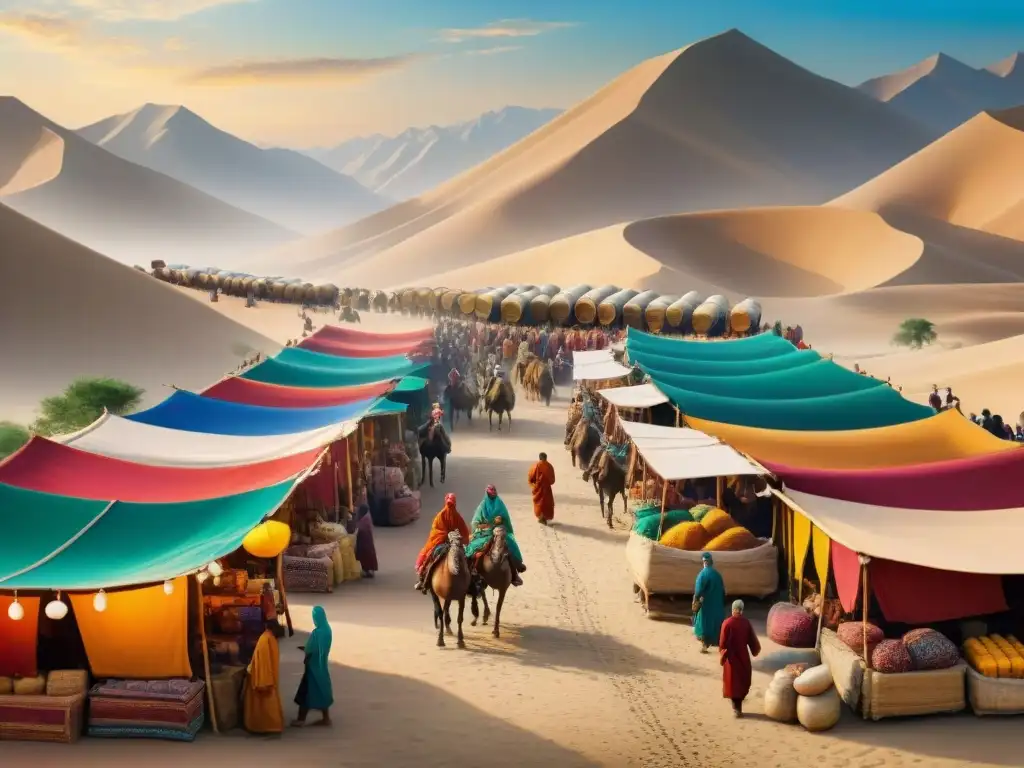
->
xmin=243 ymin=357 xmax=427 ymax=388
xmin=626 ymin=327 xmax=795 ymax=361
xmin=656 ymin=379 xmax=933 ymax=431
xmin=634 ymin=348 xmax=822 ymax=377
xmin=276 ymin=347 xmax=418 ymax=374
xmin=369 ymin=399 xmax=408 ymax=416
xmin=647 ymin=359 xmax=885 ymax=400
xmin=393 ymin=376 xmax=428 ymax=392
xmin=0 ymin=481 xmax=295 ymax=590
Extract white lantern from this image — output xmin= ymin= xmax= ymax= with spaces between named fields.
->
xmin=207 ymin=561 xmax=224 ymax=577
xmin=93 ymin=590 xmax=107 ymax=613
xmin=7 ymin=598 xmax=24 ymax=621
xmin=45 ymin=593 xmax=69 ymax=620
xmin=196 ymin=570 xmax=210 ymax=584
xmin=163 ymin=580 xmax=174 ymax=596
xmin=213 ymin=575 xmax=222 ymax=587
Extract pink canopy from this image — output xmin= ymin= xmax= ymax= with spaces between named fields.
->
xmin=0 ymin=437 xmax=322 ymax=502
xmin=299 ymin=333 xmax=432 ymax=358
xmin=312 ymin=324 xmax=434 ymax=344
xmin=204 ymin=376 xmax=394 ymax=408
xmin=767 ymin=448 xmax=1024 ymax=511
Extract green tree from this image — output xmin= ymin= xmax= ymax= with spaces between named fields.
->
xmin=32 ymin=377 xmax=144 ymax=436
xmin=0 ymin=422 xmax=29 ymax=459
xmin=892 ymin=318 xmax=938 ymax=350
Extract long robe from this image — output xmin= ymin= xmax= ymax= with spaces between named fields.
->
xmin=243 ymin=630 xmax=284 ymax=733
xmin=719 ymin=615 xmax=761 ymax=700
xmin=464 ymin=494 xmax=523 ymax=562
xmin=528 ymin=460 xmax=556 ymax=521
xmin=355 ymin=507 xmax=378 ymax=572
xmin=416 ymin=503 xmax=470 ymax=570
xmin=295 ymin=606 xmax=333 ymax=711
xmin=693 ymin=565 xmax=726 ymax=646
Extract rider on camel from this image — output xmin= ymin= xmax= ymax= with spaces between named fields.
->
xmin=414 ymin=493 xmax=469 ymax=593
xmin=464 ymin=485 xmax=526 ymax=587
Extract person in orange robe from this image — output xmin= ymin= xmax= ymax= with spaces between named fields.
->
xmin=719 ymin=600 xmax=761 ymax=717
xmin=414 ymin=493 xmax=470 ymax=592
xmin=243 ymin=621 xmax=284 ymax=734
xmin=527 ymin=452 xmax=556 ymax=524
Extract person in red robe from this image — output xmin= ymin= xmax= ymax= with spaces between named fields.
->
xmin=527 ymin=452 xmax=556 ymax=524
xmin=719 ymin=599 xmax=761 ymax=717
xmin=414 ymin=494 xmax=470 ymax=592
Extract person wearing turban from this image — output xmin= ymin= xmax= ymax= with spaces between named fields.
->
xmin=414 ymin=493 xmax=469 ymax=593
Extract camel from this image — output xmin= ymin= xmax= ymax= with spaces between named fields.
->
xmin=482 ymin=377 xmax=515 ymax=432
xmin=429 ymin=530 xmax=471 ymax=648
xmin=583 ymin=446 xmax=629 ymax=529
xmin=569 ymin=417 xmax=602 ymax=470
xmin=444 ymin=379 xmax=477 ymax=430
xmin=517 ymin=356 xmax=555 ymax=406
xmin=469 ymin=525 xmax=513 ymax=639
xmin=417 ymin=418 xmax=451 ymax=487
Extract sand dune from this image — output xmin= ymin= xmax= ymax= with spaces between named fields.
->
xmin=264 ymin=29 xmax=931 ymax=285
xmin=78 ymin=104 xmax=384 ymax=234
xmin=0 ymin=97 xmax=295 ymax=267
xmin=0 ymin=202 xmax=278 ymax=424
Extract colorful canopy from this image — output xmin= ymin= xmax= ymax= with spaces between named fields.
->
xmin=299 ymin=330 xmax=432 ymax=358
xmin=596 ymin=383 xmax=669 ymax=408
xmin=127 ymin=390 xmax=375 ymax=435
xmin=0 ymin=437 xmax=322 ymax=502
xmin=368 ymin=399 xmax=408 ymax=416
xmin=0 ymin=481 xmax=296 ymax=590
xmin=393 ymin=376 xmax=428 ymax=393
xmin=60 ymin=415 xmax=350 ymax=467
xmin=313 ymin=324 xmax=433 ymax=344
xmin=658 ymin=378 xmax=932 ymax=431
xmin=242 ymin=356 xmax=423 ymax=388
xmin=275 ymin=347 xmax=422 ymax=375
xmin=768 ymin=448 xmax=1024 ymax=510
xmin=626 ymin=327 xmax=794 ymax=361
xmin=687 ymin=409 xmax=1015 ymax=469
xmin=632 ymin=348 xmax=821 ymax=377
xmin=203 ymin=376 xmax=394 ymax=407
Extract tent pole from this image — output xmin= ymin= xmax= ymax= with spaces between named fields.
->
xmin=861 ymin=558 xmax=871 ymax=668
xmin=716 ymin=476 xmax=723 ymax=508
xmin=345 ymin=434 xmax=354 ymax=514
xmin=276 ymin=553 xmax=293 ymax=637
xmin=656 ymin=478 xmax=670 ymax=539
xmin=195 ymin=576 xmax=220 ymax=734
xmin=814 ymin=533 xmax=827 ymax=650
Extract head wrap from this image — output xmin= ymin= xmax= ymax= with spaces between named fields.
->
xmin=431 ymin=408 xmax=443 ymax=420
xmin=445 ymin=492 xmax=456 ymax=506
xmin=732 ymin=600 xmax=745 ymax=614
xmin=486 ymin=484 xmax=497 ymax=498
xmin=701 ymin=552 xmax=713 ymax=563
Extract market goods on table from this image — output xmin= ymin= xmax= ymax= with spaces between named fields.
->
xmin=963 ymin=635 xmax=1024 ymax=678
xmin=634 ymin=509 xmax=693 ymax=540
xmin=704 ymin=527 xmax=760 ymax=551
xmin=689 ymin=504 xmax=714 ymax=522
xmin=13 ymin=674 xmax=46 ymax=695
xmin=766 ymin=602 xmax=817 ymax=648
xmin=837 ymin=621 xmax=884 ymax=655
xmin=794 ymin=664 xmax=833 ymax=697
xmin=658 ymin=521 xmax=709 ymax=550
xmin=902 ymin=628 xmax=960 ymax=671
xmin=765 ymin=669 xmax=800 ymax=723
xmin=871 ymin=640 xmax=913 ymax=674
xmin=797 ymin=687 xmax=841 ymax=732
xmin=699 ymin=508 xmax=737 ymax=538
xmin=862 ymin=663 xmax=967 ymax=721
xmin=966 ymin=666 xmax=1024 ymax=716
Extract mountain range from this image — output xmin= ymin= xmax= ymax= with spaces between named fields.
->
xmin=305 ymin=106 xmax=563 ymax=201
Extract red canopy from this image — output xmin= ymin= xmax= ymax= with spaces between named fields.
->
xmin=313 ymin=324 xmax=434 ymax=344
xmin=768 ymin=449 xmax=1024 ymax=511
xmin=204 ymin=376 xmax=394 ymax=407
xmin=0 ymin=437 xmax=322 ymax=502
xmin=299 ymin=333 xmax=432 ymax=358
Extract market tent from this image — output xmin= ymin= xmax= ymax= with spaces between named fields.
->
xmin=626 ymin=327 xmax=795 ymax=361
xmin=0 ymin=437 xmax=322 ymax=502
xmin=242 ymin=356 xmax=421 ymax=388
xmin=369 ymin=398 xmax=408 ymax=416
xmin=573 ymin=350 xmax=618 ymax=366
xmin=203 ymin=376 xmax=394 ymax=407
xmin=392 ymin=375 xmax=428 ymax=393
xmin=768 ymin=448 xmax=1024 ymax=511
xmin=632 ymin=348 xmax=821 ymax=377
xmin=617 ymin=421 xmax=761 ymax=479
xmin=687 ymin=409 xmax=1015 ymax=469
xmin=0 ymin=480 xmax=296 ymax=590
xmin=275 ymin=347 xmax=420 ymax=375
xmin=658 ymin=379 xmax=932 ymax=431
xmin=313 ymin=324 xmax=433 ymax=344
xmin=127 ymin=390 xmax=375 ymax=435
xmin=619 ymin=421 xmax=719 ymax=445
xmin=60 ymin=414 xmax=350 ymax=467
xmin=572 ymin=350 xmax=632 ymax=381
xmin=645 ymin=359 xmax=884 ymax=400
xmin=299 ymin=330 xmax=432 ymax=358
xmin=596 ymin=383 xmax=668 ymax=408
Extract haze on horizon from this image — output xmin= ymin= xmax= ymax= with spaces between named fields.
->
xmin=1 ymin=0 xmax=1024 ymax=147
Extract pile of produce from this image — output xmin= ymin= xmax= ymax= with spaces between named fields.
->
xmin=902 ymin=628 xmax=961 ymax=671
xmin=870 ymin=640 xmax=913 ymax=674
xmin=767 ymin=602 xmax=817 ymax=649
xmin=963 ymin=635 xmax=1024 ymax=678
xmin=793 ymin=664 xmax=840 ymax=732
xmin=633 ymin=508 xmax=694 ymax=540
xmin=655 ymin=506 xmax=761 ymax=552
xmin=838 ymin=623 xmax=962 ymax=674
xmin=837 ymin=621 xmax=884 ymax=656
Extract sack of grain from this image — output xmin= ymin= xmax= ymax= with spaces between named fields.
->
xmin=635 ymin=509 xmax=694 ymax=540
xmin=797 ymin=687 xmax=841 ymax=732
xmin=785 ymin=663 xmax=813 ymax=676
xmin=699 ymin=508 xmax=736 ymax=538
xmin=870 ymin=640 xmax=912 ymax=674
xmin=45 ymin=669 xmax=89 ymax=697
xmin=902 ymin=628 xmax=960 ymax=671
xmin=689 ymin=504 xmax=714 ymax=522
xmin=13 ymin=674 xmax=46 ymax=695
xmin=837 ymin=621 xmax=884 ymax=655
xmin=766 ymin=602 xmax=817 ymax=648
xmin=0 ymin=676 xmax=12 ymax=695
xmin=794 ymin=664 xmax=833 ymax=696
xmin=704 ymin=527 xmax=759 ymax=552
xmin=658 ymin=521 xmax=709 ymax=551
xmin=765 ymin=671 xmax=799 ymax=723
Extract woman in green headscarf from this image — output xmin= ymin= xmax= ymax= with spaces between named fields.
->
xmin=464 ymin=485 xmax=526 ymax=586
xmin=693 ymin=552 xmax=726 ymax=653
xmin=292 ymin=605 xmax=334 ymax=727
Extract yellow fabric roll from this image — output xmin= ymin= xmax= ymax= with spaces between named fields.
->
xmin=70 ymin=578 xmax=191 ymax=679
xmin=686 ymin=410 xmax=1014 ymax=469
xmin=811 ymin=525 xmax=831 ymax=585
xmin=791 ymin=511 xmax=812 ymax=588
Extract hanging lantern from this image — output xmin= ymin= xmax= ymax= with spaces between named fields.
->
xmin=45 ymin=592 xmax=68 ymax=620
xmin=163 ymin=580 xmax=174 ymax=596
xmin=207 ymin=560 xmax=224 ymax=577
xmin=93 ymin=589 xmax=107 ymax=612
xmin=196 ymin=570 xmax=209 ymax=584
xmin=7 ymin=594 xmax=24 ymax=621
xmin=242 ymin=521 xmax=291 ymax=559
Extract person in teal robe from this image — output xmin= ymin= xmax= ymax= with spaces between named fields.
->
xmin=292 ymin=605 xmax=334 ymax=726
xmin=464 ymin=485 xmax=526 ymax=586
xmin=693 ymin=552 xmax=726 ymax=653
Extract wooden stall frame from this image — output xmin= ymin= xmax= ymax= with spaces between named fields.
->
xmin=276 ymin=553 xmax=294 ymax=637
xmin=194 ymin=576 xmax=220 ymax=734
xmin=345 ymin=433 xmax=354 ymax=513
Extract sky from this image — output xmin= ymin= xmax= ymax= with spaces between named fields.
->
xmin=1 ymin=0 xmax=1024 ymax=147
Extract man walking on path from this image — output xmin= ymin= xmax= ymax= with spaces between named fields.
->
xmin=528 ymin=451 xmax=556 ymax=525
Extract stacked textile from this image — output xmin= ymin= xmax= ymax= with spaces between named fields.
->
xmin=87 ymin=679 xmax=205 ymax=741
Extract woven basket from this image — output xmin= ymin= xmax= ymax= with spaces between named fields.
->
xmin=967 ymin=666 xmax=1024 ymax=715
xmin=46 ymin=670 xmax=89 ymax=697
xmin=862 ymin=662 xmax=966 ymax=721
xmin=13 ymin=674 xmax=46 ymax=696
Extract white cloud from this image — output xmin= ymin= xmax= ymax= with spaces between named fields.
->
xmin=66 ymin=0 xmax=256 ymax=22
xmin=438 ymin=19 xmax=576 ymax=44
xmin=464 ymin=45 xmax=522 ymax=56
xmin=183 ymin=54 xmax=421 ymax=86
xmin=0 ymin=11 xmax=141 ymax=56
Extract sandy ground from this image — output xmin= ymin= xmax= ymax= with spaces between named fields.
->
xmin=6 ymin=308 xmax=1022 ymax=768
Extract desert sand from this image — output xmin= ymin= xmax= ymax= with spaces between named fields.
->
xmin=6 ymin=304 xmax=1019 ymax=768
xmin=0 ymin=97 xmax=295 ymax=267
xmin=0 ymin=202 xmax=280 ymax=424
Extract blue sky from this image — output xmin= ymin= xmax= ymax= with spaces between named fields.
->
xmin=1 ymin=0 xmax=1022 ymax=145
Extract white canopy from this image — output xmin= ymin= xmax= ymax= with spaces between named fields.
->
xmin=783 ymin=489 xmax=1024 ymax=575
xmin=618 ymin=421 xmax=716 ymax=444
xmin=597 ymin=383 xmax=668 ymax=408
xmin=572 ymin=350 xmax=616 ymax=366
xmin=618 ymin=421 xmax=763 ymax=480
xmin=59 ymin=414 xmax=355 ymax=467
xmin=573 ymin=350 xmax=633 ymax=381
